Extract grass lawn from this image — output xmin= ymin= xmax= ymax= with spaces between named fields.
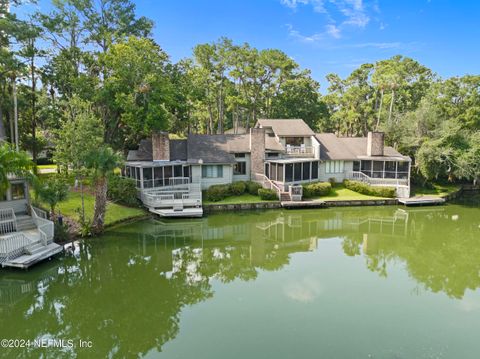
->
xmin=37 ymin=164 xmax=58 ymax=171
xmin=309 ymin=184 xmax=390 ymax=201
xmin=37 ymin=191 xmax=145 ymax=226
xmin=411 ymin=183 xmax=461 ymax=197
xmin=204 ymin=193 xmax=278 ymax=205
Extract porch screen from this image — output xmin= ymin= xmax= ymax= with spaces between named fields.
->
xmin=294 ymin=163 xmax=302 ymax=181
xmin=285 ymin=164 xmax=293 ymax=182
xmin=302 ymin=162 xmax=311 ymax=180
xmin=311 ymin=162 xmax=319 ymax=179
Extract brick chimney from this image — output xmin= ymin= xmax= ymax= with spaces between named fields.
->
xmin=152 ymin=132 xmax=170 ymax=161
xmin=367 ymin=132 xmax=384 ymax=156
xmin=250 ymin=127 xmax=266 ymax=176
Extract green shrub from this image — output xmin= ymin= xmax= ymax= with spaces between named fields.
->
xmin=302 ymin=181 xmax=332 ymax=198
xmin=205 ymin=184 xmax=231 ymax=202
xmin=245 ymin=181 xmax=262 ymax=195
xmin=258 ymin=188 xmax=278 ymax=200
xmin=229 ymin=181 xmax=246 ymax=195
xmin=107 ymin=175 xmax=139 ymax=207
xmin=343 ymin=180 xmax=396 ymax=198
xmin=53 ymin=222 xmax=70 ymax=243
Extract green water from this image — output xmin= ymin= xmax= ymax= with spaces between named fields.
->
xmin=1 ymin=200 xmax=480 ymax=359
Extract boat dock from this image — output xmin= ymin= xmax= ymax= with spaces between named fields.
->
xmin=398 ymin=196 xmax=446 ymax=206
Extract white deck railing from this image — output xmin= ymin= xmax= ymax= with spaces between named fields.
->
xmin=141 ymin=183 xmax=202 ymax=209
xmin=253 ymin=173 xmax=283 ymax=199
xmin=285 ymin=145 xmax=315 ymax=157
xmin=0 ymin=208 xmax=17 ymax=235
xmin=0 ymin=232 xmax=30 ymax=264
xmin=31 ymin=206 xmax=54 ymax=246
xmin=346 ymin=171 xmax=409 ymax=187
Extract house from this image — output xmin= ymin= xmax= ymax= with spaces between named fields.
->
xmin=0 ymin=176 xmax=61 ymax=269
xmin=125 ymin=119 xmax=411 ymax=216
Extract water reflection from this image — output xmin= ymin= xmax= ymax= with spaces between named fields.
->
xmin=0 ymin=204 xmax=479 ymax=358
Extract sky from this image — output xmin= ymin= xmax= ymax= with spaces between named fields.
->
xmin=16 ymin=0 xmax=480 ymax=90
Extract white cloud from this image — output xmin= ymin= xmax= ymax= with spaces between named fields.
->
xmin=281 ymin=0 xmax=326 ymax=13
xmin=281 ymin=0 xmax=370 ymax=28
xmin=286 ymin=24 xmax=325 ymax=43
xmin=325 ymin=24 xmax=341 ymax=38
xmin=283 ymin=276 xmax=323 ymax=303
xmin=350 ymin=42 xmax=402 ymax=49
xmin=287 ymin=23 xmax=342 ymax=43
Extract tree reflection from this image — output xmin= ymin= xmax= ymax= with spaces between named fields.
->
xmin=0 ymin=203 xmax=479 ymax=357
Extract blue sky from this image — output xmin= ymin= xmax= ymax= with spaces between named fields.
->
xmin=17 ymin=0 xmax=480 ymax=90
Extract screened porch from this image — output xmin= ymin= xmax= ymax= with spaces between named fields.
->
xmin=265 ymin=160 xmax=319 ymax=185
xmin=123 ymin=163 xmax=192 ymax=190
xmin=353 ymin=160 xmax=410 ymax=180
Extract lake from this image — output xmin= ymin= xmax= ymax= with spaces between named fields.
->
xmin=1 ymin=199 xmax=479 ymax=358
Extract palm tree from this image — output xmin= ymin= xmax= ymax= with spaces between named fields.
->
xmin=84 ymin=146 xmax=123 ymax=234
xmin=0 ymin=143 xmax=34 ymax=194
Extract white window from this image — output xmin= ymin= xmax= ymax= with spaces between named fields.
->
xmin=202 ymin=165 xmax=224 ymax=178
xmin=326 ymin=160 xmax=344 ymax=174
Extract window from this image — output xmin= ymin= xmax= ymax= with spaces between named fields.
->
xmin=285 ymin=164 xmax=293 ymax=182
xmin=285 ymin=137 xmax=304 ymax=146
xmin=273 ymin=163 xmax=279 ymax=181
xmin=202 ymin=165 xmax=223 ymax=178
xmin=164 ymin=166 xmax=172 ymax=184
xmin=11 ymin=183 xmax=25 ymax=200
xmin=302 ymin=162 xmax=311 ymax=181
xmin=143 ymin=168 xmax=153 ymax=188
xmin=353 ymin=161 xmax=360 ymax=172
xmin=372 ymin=161 xmax=384 ymax=178
xmin=311 ymin=161 xmax=319 ymax=179
xmin=154 ymin=167 xmax=164 ymax=187
xmin=325 ymin=160 xmax=344 ymax=174
xmin=183 ymin=166 xmax=190 ymax=179
xmin=174 ymin=165 xmax=182 ymax=177
xmin=294 ymin=163 xmax=302 ymax=181
xmin=361 ymin=160 xmax=372 ymax=176
xmin=277 ymin=164 xmax=284 ymax=182
xmin=233 ymin=162 xmax=246 ymax=175
xmin=234 ymin=153 xmax=246 ymax=158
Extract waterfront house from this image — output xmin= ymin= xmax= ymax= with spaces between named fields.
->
xmin=125 ymin=119 xmax=411 ymax=216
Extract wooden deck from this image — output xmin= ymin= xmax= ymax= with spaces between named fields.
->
xmin=2 ymin=243 xmax=63 ymax=269
xmin=398 ymin=196 xmax=445 ymax=206
xmin=149 ymin=207 xmax=203 ymax=218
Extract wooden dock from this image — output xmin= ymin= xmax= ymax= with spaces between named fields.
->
xmin=398 ymin=196 xmax=445 ymax=206
xmin=149 ymin=207 xmax=203 ymax=218
xmin=2 ymin=243 xmax=63 ymax=269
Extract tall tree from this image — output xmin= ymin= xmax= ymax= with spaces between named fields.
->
xmin=84 ymin=145 xmax=122 ymax=234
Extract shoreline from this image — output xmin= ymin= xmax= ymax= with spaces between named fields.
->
xmin=60 ymin=186 xmax=473 ymax=241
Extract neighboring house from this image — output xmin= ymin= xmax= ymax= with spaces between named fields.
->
xmin=125 ymin=119 xmax=411 ymax=216
xmin=0 ymin=177 xmax=61 ymax=269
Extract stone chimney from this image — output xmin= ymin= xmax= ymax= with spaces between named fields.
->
xmin=250 ymin=127 xmax=266 ymax=177
xmin=152 ymin=132 xmax=170 ymax=161
xmin=367 ymin=132 xmax=384 ymax=156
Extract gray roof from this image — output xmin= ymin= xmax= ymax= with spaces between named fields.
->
xmin=186 ymin=135 xmax=236 ymax=164
xmin=226 ymin=134 xmax=284 ymax=153
xmin=127 ymin=131 xmax=285 ymax=164
xmin=126 ymin=139 xmax=187 ymax=162
xmin=256 ymin=119 xmax=315 ymax=137
xmin=315 ymin=133 xmax=410 ymax=161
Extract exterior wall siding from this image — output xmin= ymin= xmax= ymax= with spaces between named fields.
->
xmin=319 ymin=161 xmax=354 ymax=183
xmin=193 ymin=164 xmax=234 ymax=190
